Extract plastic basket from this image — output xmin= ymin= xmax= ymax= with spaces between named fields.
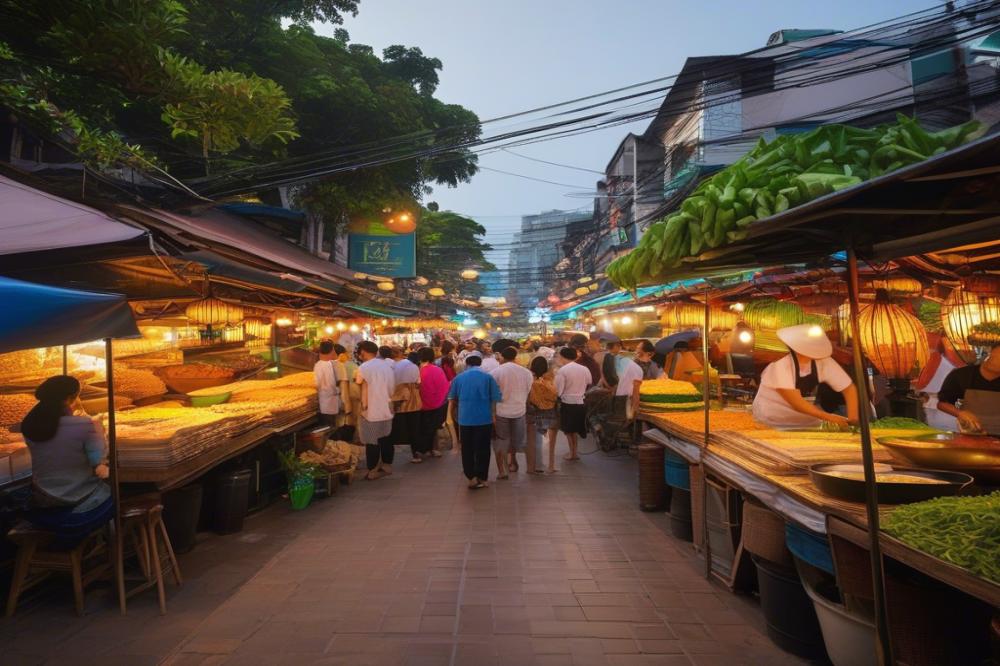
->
xmin=786 ymin=522 xmax=835 ymax=575
xmin=289 ymin=479 xmax=315 ymax=510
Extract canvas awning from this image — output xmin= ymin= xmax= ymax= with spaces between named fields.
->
xmin=0 ymin=276 xmax=139 ymax=353
xmin=0 ymin=175 xmax=144 ymax=255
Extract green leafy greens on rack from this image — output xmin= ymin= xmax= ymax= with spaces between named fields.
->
xmin=883 ymin=492 xmax=1000 ymax=584
xmin=607 ymin=115 xmax=981 ymax=288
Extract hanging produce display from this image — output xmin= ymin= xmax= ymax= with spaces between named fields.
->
xmin=856 ymin=290 xmax=929 ymax=378
xmin=185 ymin=296 xmax=244 ymax=327
xmin=940 ymin=286 xmax=1000 ymax=352
xmin=871 ymin=276 xmax=923 ymax=297
xmin=659 ymin=302 xmax=736 ymax=330
xmin=606 ymin=115 xmax=981 ymax=288
xmin=744 ymin=298 xmax=804 ymax=330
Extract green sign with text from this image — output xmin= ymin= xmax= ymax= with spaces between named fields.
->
xmin=348 ymin=233 xmax=416 ymax=278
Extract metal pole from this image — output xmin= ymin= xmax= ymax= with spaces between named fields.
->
xmin=104 ymin=337 xmax=124 ymax=613
xmin=846 ymin=248 xmax=892 ymax=665
xmin=62 ymin=345 xmax=68 ymax=375
xmin=701 ymin=289 xmax=712 ymax=578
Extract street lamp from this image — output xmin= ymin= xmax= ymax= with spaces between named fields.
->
xmin=460 ymin=269 xmax=479 ymax=280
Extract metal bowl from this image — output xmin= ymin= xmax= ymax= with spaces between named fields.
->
xmin=809 ymin=463 xmax=974 ymax=504
xmin=876 ymin=433 xmax=1000 ymax=483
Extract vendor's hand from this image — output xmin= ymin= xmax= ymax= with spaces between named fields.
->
xmin=957 ymin=410 xmax=984 ymax=433
xmin=94 ymin=463 xmax=109 ymax=479
xmin=823 ymin=414 xmax=851 ymax=429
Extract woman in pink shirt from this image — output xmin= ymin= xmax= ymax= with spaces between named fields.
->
xmin=417 ymin=347 xmax=450 ymax=458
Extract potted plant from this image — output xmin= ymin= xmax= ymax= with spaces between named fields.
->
xmin=277 ymin=449 xmax=321 ymax=510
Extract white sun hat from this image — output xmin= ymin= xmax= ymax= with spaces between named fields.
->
xmin=777 ymin=323 xmax=832 ymax=359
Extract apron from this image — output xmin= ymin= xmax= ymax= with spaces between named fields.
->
xmin=959 ymin=389 xmax=1000 ymax=434
xmin=790 ymin=353 xmax=820 ymax=396
xmin=791 ymin=353 xmax=875 ymax=419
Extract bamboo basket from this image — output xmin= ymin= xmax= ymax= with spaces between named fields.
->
xmin=638 ymin=444 xmax=667 ymax=511
xmin=741 ymin=499 xmax=793 ymax=567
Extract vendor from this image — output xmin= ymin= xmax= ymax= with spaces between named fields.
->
xmin=20 ymin=376 xmax=113 ymax=548
xmin=936 ymin=343 xmax=1000 ymax=433
xmin=752 ymin=324 xmax=859 ymax=429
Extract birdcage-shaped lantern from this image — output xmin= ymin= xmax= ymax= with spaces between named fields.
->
xmin=857 ymin=290 xmax=928 ymax=379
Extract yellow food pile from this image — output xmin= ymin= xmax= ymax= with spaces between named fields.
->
xmin=158 ymin=363 xmax=234 ymax=379
xmin=656 ymin=410 xmax=768 ymax=433
xmin=639 ymin=378 xmax=701 ymax=396
xmin=0 ymin=394 xmax=37 ymax=427
xmin=300 ymin=440 xmax=358 ymax=469
xmin=112 ymin=366 xmax=167 ymax=400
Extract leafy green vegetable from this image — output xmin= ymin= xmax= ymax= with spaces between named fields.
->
xmin=883 ymin=493 xmax=1000 ymax=584
xmin=870 ymin=417 xmax=936 ymax=430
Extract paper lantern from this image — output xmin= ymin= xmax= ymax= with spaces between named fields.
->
xmin=502 ymin=310 xmax=511 ymax=318
xmin=244 ymin=317 xmax=270 ymax=340
xmin=428 ymin=287 xmax=445 ymax=297
xmin=185 ymin=297 xmax=244 ymax=326
xmin=574 ymin=286 xmax=589 ymax=296
xmin=588 ymin=283 xmax=598 ymax=291
xmin=578 ymin=276 xmax=592 ymax=284
xmin=377 ymin=281 xmax=395 ymax=292
xmin=385 ymin=212 xmax=416 ymax=234
xmin=744 ymin=298 xmax=804 ymax=330
xmin=460 ymin=269 xmax=479 ymax=281
xmin=941 ymin=286 xmax=1000 ymax=352
xmin=659 ymin=302 xmax=736 ymax=331
xmin=857 ymin=290 xmax=929 ymax=379
xmin=870 ymin=277 xmax=922 ymax=297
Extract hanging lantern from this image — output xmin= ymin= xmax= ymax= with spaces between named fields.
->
xmin=460 ymin=269 xmax=479 ymax=281
xmin=377 ymin=281 xmax=395 ymax=292
xmin=502 ymin=310 xmax=511 ymax=318
xmin=574 ymin=286 xmax=589 ymax=296
xmin=744 ymin=298 xmax=804 ymax=330
xmin=428 ymin=287 xmax=445 ymax=297
xmin=385 ymin=211 xmax=416 ymax=234
xmin=941 ymin=286 xmax=1000 ymax=354
xmin=857 ymin=290 xmax=929 ymax=379
xmin=588 ymin=283 xmax=599 ymax=291
xmin=185 ymin=296 xmax=244 ymax=326
xmin=659 ymin=302 xmax=736 ymax=331
xmin=870 ymin=276 xmax=922 ymax=297
xmin=244 ymin=317 xmax=270 ymax=340
xmin=578 ymin=276 xmax=592 ymax=284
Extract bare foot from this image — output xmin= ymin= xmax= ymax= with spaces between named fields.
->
xmin=563 ymin=455 xmax=580 ymax=461
xmin=546 ymin=467 xmax=558 ymax=474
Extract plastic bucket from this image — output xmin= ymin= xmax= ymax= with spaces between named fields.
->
xmin=668 ymin=488 xmax=693 ymax=541
xmin=752 ymin=555 xmax=827 ymax=660
xmin=664 ymin=452 xmax=691 ymax=490
xmin=800 ymin=572 xmax=876 ymax=666
xmin=786 ymin=522 xmax=835 ymax=575
xmin=289 ymin=480 xmax=314 ymax=510
xmin=162 ymin=483 xmax=202 ymax=554
xmin=213 ymin=469 xmax=252 ymax=535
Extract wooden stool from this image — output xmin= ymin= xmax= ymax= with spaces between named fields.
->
xmin=117 ymin=495 xmax=182 ymax=615
xmin=5 ymin=522 xmax=111 ymax=617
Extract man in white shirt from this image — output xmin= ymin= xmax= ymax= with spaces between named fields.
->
xmin=355 ymin=340 xmax=397 ymax=480
xmin=479 ymin=340 xmax=500 ymax=373
xmin=614 ymin=355 xmax=645 ymax=420
xmin=314 ymin=339 xmax=349 ymax=429
xmin=555 ymin=346 xmax=592 ymax=461
xmin=490 ymin=346 xmax=535 ymax=477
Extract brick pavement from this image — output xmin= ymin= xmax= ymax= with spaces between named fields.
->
xmin=3 ymin=437 xmax=809 ymax=666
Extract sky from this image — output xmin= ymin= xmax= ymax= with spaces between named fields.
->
xmin=318 ymin=0 xmax=934 ymax=263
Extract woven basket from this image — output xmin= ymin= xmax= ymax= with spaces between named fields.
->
xmin=638 ymin=444 xmax=666 ymax=511
xmin=741 ymin=500 xmax=793 ymax=567
xmin=690 ymin=465 xmax=705 ymax=548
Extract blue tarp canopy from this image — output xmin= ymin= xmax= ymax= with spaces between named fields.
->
xmin=0 ymin=277 xmax=139 ymax=353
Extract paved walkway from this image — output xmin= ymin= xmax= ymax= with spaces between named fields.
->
xmin=4 ymin=437 xmax=808 ymax=666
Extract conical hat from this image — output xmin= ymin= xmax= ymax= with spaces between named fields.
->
xmin=777 ymin=324 xmax=832 ymax=359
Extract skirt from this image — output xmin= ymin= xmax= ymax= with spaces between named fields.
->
xmin=359 ymin=416 xmax=394 ymax=445
xmin=559 ymin=403 xmax=588 ymax=436
xmin=527 ymin=404 xmax=557 ymax=432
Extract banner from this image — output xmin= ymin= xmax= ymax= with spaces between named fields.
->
xmin=348 ymin=233 xmax=416 ymax=278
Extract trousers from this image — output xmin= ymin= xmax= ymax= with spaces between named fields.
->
xmin=366 ymin=436 xmax=395 ymax=470
xmin=459 ymin=424 xmax=493 ymax=481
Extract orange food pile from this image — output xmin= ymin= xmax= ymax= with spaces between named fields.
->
xmin=658 ymin=410 xmax=767 ymax=433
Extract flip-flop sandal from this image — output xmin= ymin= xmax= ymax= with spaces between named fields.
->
xmin=545 ymin=469 xmax=559 ymax=475
xmin=471 ymin=481 xmax=488 ymax=489
xmin=367 ymin=469 xmax=388 ymax=480
xmin=410 ymin=458 xmax=423 ymax=464
xmin=563 ymin=455 xmax=580 ymax=461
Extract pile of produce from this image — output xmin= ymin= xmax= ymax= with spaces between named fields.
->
xmin=968 ymin=321 xmax=1000 ymax=346
xmin=657 ymin=409 xmax=769 ymax=433
xmin=639 ymin=378 xmax=703 ymax=412
xmin=883 ymin=492 xmax=1000 ymax=583
xmin=112 ymin=366 xmax=168 ymax=400
xmin=0 ymin=394 xmax=36 ymax=427
xmin=870 ymin=417 xmax=936 ymax=431
xmin=299 ymin=440 xmax=358 ymax=471
xmin=608 ymin=116 xmax=981 ymax=288
xmin=202 ymin=355 xmax=268 ymax=373
xmin=157 ymin=363 xmax=234 ymax=379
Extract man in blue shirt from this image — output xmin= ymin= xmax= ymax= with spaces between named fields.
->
xmin=448 ymin=355 xmax=502 ymax=489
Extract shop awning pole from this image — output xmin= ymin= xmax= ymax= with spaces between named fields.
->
xmin=845 ymin=248 xmax=892 ymax=665
xmin=701 ymin=289 xmax=711 ymax=579
xmin=104 ymin=337 xmax=125 ymax=614
xmin=62 ymin=345 xmax=67 ymax=375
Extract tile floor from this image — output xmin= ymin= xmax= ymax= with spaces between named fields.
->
xmin=2 ymin=436 xmax=810 ymax=665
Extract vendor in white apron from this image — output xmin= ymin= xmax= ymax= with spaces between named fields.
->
xmin=752 ymin=324 xmax=860 ymax=429
xmin=936 ymin=343 xmax=1000 ymax=434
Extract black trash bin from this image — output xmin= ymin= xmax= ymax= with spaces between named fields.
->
xmin=162 ymin=483 xmax=203 ymax=553
xmin=214 ymin=469 xmax=252 ymax=535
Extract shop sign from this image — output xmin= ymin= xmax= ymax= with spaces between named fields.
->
xmin=348 ymin=233 xmax=416 ymax=278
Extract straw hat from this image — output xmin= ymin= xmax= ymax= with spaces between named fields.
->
xmin=777 ymin=323 xmax=832 ymax=359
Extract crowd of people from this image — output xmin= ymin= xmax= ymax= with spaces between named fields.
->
xmin=314 ymin=333 xmax=663 ymax=489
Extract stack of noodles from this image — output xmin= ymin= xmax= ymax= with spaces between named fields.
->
xmin=638 ymin=378 xmax=704 ymax=412
xmin=711 ymin=428 xmax=899 ymax=475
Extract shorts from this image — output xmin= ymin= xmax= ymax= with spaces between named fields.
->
xmin=493 ymin=415 xmax=526 ymax=453
xmin=559 ymin=403 xmax=588 ymax=436
xmin=359 ymin=416 xmax=393 ymax=445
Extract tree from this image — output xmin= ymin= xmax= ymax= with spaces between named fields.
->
xmin=416 ymin=210 xmax=496 ymax=299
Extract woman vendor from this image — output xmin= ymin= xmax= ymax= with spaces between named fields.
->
xmin=752 ymin=323 xmax=859 ymax=429
xmin=936 ymin=343 xmax=1000 ymax=434
xmin=20 ymin=375 xmax=113 ymax=548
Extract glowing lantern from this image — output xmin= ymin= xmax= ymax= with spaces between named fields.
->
xmin=871 ymin=276 xmax=922 ymax=297
xmin=428 ymin=287 xmax=446 ymax=297
xmin=502 ymin=310 xmax=511 ymax=318
xmin=588 ymin=283 xmax=598 ymax=291
xmin=941 ymin=286 xmax=1000 ymax=354
xmin=324 ymin=325 xmax=335 ymax=335
xmin=386 ymin=211 xmax=416 ymax=234
xmin=578 ymin=276 xmax=592 ymax=284
xmin=460 ymin=269 xmax=479 ymax=281
xmin=349 ymin=324 xmax=360 ymax=333
xmin=857 ymin=290 xmax=929 ymax=379
xmin=377 ymin=281 xmax=395 ymax=292
xmin=574 ymin=286 xmax=589 ymax=296
xmin=275 ymin=317 xmax=293 ymax=327
xmin=336 ymin=321 xmax=347 ymax=331
xmin=659 ymin=302 xmax=736 ymax=331
xmin=244 ymin=317 xmax=270 ymax=339
xmin=185 ymin=297 xmax=244 ymax=326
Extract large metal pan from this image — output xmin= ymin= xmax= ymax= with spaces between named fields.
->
xmin=809 ymin=463 xmax=974 ymax=504
xmin=876 ymin=432 xmax=1000 ymax=483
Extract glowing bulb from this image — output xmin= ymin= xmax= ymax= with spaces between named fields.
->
xmin=460 ymin=269 xmax=480 ymax=280
xmin=381 ymin=319 xmax=389 ymax=326
xmin=474 ymin=329 xmax=486 ymax=338
xmin=738 ymin=330 xmax=753 ymax=344
xmin=613 ymin=317 xmax=621 ymax=324
xmin=324 ymin=325 xmax=334 ymax=334
xmin=162 ymin=331 xmax=174 ymax=342
xmin=621 ymin=316 xmax=633 ymax=325
xmin=601 ymin=318 xmax=609 ymax=326
xmin=731 ymin=302 xmax=746 ymax=312
xmin=808 ymin=325 xmax=824 ymax=337
xmin=276 ymin=317 xmax=293 ymax=327
xmin=349 ymin=324 xmax=360 ymax=333
xmin=336 ymin=322 xmax=347 ymax=331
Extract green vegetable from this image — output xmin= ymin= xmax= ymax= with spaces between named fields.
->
xmin=883 ymin=493 xmax=1000 ymax=584
xmin=870 ymin=417 xmax=936 ymax=430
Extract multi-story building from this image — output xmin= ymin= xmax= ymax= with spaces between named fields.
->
xmin=508 ymin=209 xmax=593 ymax=307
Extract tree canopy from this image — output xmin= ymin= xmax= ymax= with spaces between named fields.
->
xmin=416 ymin=209 xmax=497 ymax=299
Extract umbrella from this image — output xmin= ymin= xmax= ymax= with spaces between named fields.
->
xmin=590 ymin=331 xmax=620 ymax=343
xmin=655 ymin=329 xmax=700 ymax=355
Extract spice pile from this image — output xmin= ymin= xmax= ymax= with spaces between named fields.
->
xmin=883 ymin=492 xmax=1000 ymax=583
xmin=639 ymin=378 xmax=703 ymax=412
xmin=0 ymin=394 xmax=37 ymax=427
xmin=112 ymin=367 xmax=167 ymax=400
